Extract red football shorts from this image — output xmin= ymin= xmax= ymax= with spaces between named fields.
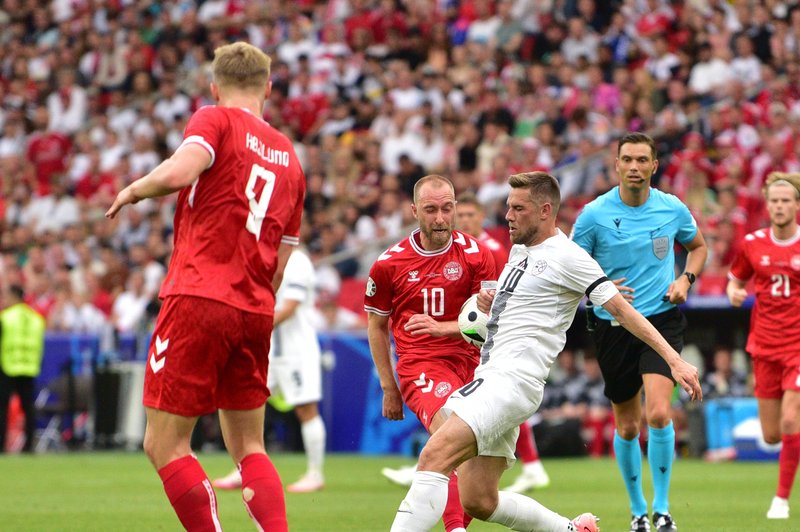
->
xmin=396 ymin=356 xmax=475 ymax=430
xmin=752 ymin=357 xmax=800 ymax=400
xmin=143 ymin=295 xmax=274 ymax=416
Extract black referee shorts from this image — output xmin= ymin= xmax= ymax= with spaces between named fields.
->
xmin=592 ymin=307 xmax=687 ymax=404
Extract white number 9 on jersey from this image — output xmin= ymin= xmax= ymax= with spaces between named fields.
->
xmin=245 ymin=163 xmax=276 ymax=240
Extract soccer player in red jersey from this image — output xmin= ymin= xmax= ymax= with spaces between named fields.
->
xmin=106 ymin=42 xmax=305 ymax=532
xmin=365 ymin=175 xmax=496 ymax=532
xmin=455 ymin=192 xmax=550 ymax=493
xmin=727 ymin=173 xmax=800 ymax=521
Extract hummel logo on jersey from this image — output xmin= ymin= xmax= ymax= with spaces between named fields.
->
xmin=761 ymin=255 xmax=770 ymax=266
xmin=413 ymin=372 xmax=434 ymax=392
xmin=613 ymin=218 xmax=621 ymax=228
xmin=407 ymin=270 xmax=420 ymax=282
xmin=149 ymin=335 xmax=169 ymax=374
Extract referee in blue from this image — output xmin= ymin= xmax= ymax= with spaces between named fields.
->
xmin=571 ymin=132 xmax=708 ymax=532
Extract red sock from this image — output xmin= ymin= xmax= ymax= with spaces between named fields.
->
xmin=516 ymin=422 xmax=540 ymax=463
xmin=586 ymin=417 xmax=607 ymax=457
xmin=240 ymin=453 xmax=287 ymax=532
xmin=158 ymin=455 xmax=221 ymax=531
xmin=777 ymin=433 xmax=800 ymax=498
xmin=443 ymin=471 xmax=469 ymax=531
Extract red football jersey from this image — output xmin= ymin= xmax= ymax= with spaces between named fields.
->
xmin=160 ymin=106 xmax=306 ymax=315
xmin=364 ymin=229 xmax=496 ymax=364
xmin=729 ymin=228 xmax=800 ymax=360
xmin=478 ymin=231 xmax=509 ymax=277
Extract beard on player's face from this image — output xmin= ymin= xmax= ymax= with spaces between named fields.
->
xmin=420 ymin=217 xmax=453 ymax=247
xmin=511 ymin=225 xmax=537 ymax=246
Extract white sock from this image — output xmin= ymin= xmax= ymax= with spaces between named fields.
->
xmin=487 ymin=491 xmax=571 ymax=531
xmin=390 ymin=471 xmax=450 ymax=532
xmin=301 ymin=415 xmax=326 ymax=478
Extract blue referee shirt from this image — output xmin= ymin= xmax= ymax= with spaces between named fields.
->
xmin=571 ymin=186 xmax=698 ymax=320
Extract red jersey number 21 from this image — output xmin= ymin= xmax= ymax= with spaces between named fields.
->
xmin=245 ymin=163 xmax=276 ymax=240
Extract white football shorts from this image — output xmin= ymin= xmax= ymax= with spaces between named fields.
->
xmin=267 ymin=344 xmax=322 ymax=406
xmin=442 ymin=363 xmax=544 ymax=467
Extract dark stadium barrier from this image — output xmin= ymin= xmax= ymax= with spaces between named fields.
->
xmin=31 ymin=297 xmax=755 ymax=453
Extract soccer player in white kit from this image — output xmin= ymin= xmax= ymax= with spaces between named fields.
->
xmin=389 ymin=172 xmax=703 ymax=532
xmin=214 ymin=247 xmax=327 ymax=493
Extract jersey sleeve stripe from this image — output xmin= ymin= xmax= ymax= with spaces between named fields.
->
xmin=364 ymin=305 xmax=391 ymax=316
xmin=585 ymin=276 xmax=610 ymax=297
xmin=281 ymin=235 xmax=300 ymax=245
xmin=180 ymin=135 xmax=216 ymax=168
xmin=727 ymin=271 xmax=746 ymax=281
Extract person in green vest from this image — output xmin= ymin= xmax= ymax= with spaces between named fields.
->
xmin=0 ymin=285 xmax=46 ymax=453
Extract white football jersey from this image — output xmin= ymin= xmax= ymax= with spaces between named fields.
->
xmin=481 ymin=230 xmax=617 ymax=381
xmin=271 ymin=248 xmax=321 ymax=362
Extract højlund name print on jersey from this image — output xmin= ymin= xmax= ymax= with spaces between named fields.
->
xmin=246 ymin=132 xmax=290 ymax=167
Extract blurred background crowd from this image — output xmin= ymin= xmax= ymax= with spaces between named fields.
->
xmin=0 ymin=0 xmax=796 ymax=387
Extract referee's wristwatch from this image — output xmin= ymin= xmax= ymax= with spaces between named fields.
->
xmin=683 ymin=272 xmax=696 ymax=285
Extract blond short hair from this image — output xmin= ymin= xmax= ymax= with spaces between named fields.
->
xmin=212 ymin=42 xmax=271 ymax=91
xmin=764 ymin=172 xmax=800 ymax=199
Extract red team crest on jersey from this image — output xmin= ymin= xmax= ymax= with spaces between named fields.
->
xmin=443 ymin=261 xmax=463 ymax=281
xmin=434 ymin=381 xmax=453 ymax=398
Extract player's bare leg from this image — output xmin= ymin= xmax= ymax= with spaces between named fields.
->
xmin=220 ymin=406 xmax=287 ymax=531
xmin=391 ymin=414 xmax=595 ymax=531
xmin=287 ymin=402 xmax=326 ymax=493
xmin=428 ymin=410 xmax=472 ymax=532
xmin=144 ymin=407 xmax=222 ymax=531
xmin=460 ymin=452 xmax=588 ymax=530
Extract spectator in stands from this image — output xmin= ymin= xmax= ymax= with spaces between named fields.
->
xmin=110 ymin=269 xmax=151 ymax=337
xmin=701 ymin=345 xmax=750 ymax=401
xmin=1 ymin=3 xmax=800 ymax=426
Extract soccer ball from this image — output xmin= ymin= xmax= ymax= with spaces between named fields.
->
xmin=458 ymin=294 xmax=489 ymax=348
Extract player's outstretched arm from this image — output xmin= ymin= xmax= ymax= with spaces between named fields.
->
xmin=726 ymin=278 xmax=748 ymax=307
xmin=601 ymin=292 xmax=703 ymax=401
xmin=105 ymin=144 xmax=211 ymax=219
xmin=367 ymin=312 xmax=404 ymax=420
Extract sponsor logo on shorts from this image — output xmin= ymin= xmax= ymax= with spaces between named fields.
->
xmin=443 ymin=261 xmax=463 ymax=281
xmin=434 ymin=382 xmax=452 ymax=398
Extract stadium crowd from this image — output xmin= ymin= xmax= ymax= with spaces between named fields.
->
xmin=0 ymin=1 xmax=795 ymax=395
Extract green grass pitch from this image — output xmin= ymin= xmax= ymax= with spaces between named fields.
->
xmin=0 ymin=452 xmax=791 ymax=531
